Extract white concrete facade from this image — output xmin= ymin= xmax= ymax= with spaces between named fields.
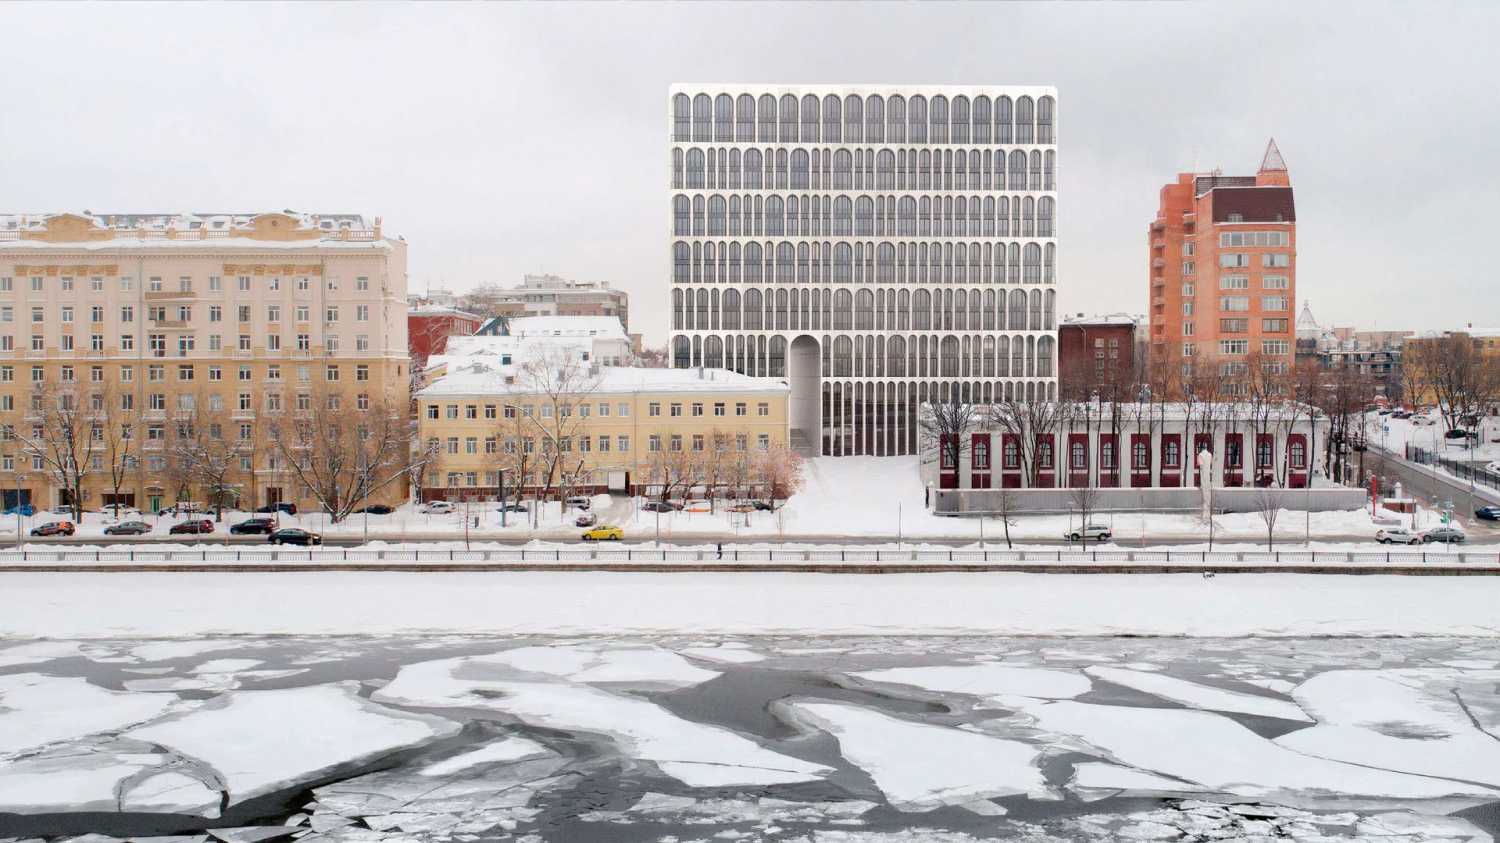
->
xmin=667 ymin=84 xmax=1060 ymax=457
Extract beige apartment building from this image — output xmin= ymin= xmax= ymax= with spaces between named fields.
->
xmin=0 ymin=211 xmax=409 ymax=513
xmin=416 ymin=362 xmax=789 ymax=500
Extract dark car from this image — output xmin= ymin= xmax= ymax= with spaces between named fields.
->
xmin=29 ymin=521 xmax=75 ymax=537
xmin=230 ymin=517 xmax=276 ymax=535
xmin=752 ymin=500 xmax=776 ymax=511
xmin=103 ymin=520 xmax=152 ymax=536
xmin=1445 ymin=429 xmax=1473 ymax=440
xmin=168 ymin=519 xmax=215 ymax=535
xmin=268 ymin=528 xmax=322 ymax=546
xmin=497 ymin=502 xmax=528 ymax=513
xmin=353 ymin=504 xmax=394 ymax=515
xmin=1475 ymin=506 xmax=1500 ymax=522
xmin=255 ymin=502 xmax=299 ymax=516
xmin=1421 ymin=526 xmax=1467 ymax=544
xmin=641 ymin=500 xmax=680 ymax=513
xmin=575 ymin=512 xmax=598 ymax=527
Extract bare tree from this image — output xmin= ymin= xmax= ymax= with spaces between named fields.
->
xmin=994 ymin=485 xmax=1018 ymax=549
xmin=646 ymin=438 xmax=698 ymax=504
xmin=1068 ymin=485 xmax=1102 ymax=546
xmin=1416 ymin=334 xmax=1500 ymax=432
xmin=754 ymin=444 xmax=805 ymax=510
xmin=513 ymin=346 xmax=602 ymax=507
xmin=18 ymin=381 xmax=92 ymax=521
xmin=266 ymin=386 xmax=422 ymax=523
xmin=990 ymin=399 xmax=1071 ymax=486
xmin=95 ymin=380 xmax=138 ymax=516
xmin=164 ymin=392 xmax=250 ymax=522
xmin=1253 ymin=485 xmax=1286 ymax=551
xmin=917 ymin=399 xmax=978 ymax=483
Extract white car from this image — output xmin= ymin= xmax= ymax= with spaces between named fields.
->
xmin=423 ymin=501 xmax=455 ymax=515
xmin=1411 ymin=415 xmax=1435 ymax=426
xmin=1486 ymin=460 xmax=1500 ymax=475
xmin=1064 ymin=524 xmax=1113 ymax=542
xmin=1375 ymin=527 xmax=1421 ymax=545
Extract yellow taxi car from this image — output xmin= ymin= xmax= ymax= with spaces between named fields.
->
xmin=581 ymin=525 xmax=623 ymax=541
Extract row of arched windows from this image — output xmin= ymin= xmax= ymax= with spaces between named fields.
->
xmin=673 ymin=147 xmax=1055 ymax=193
xmin=672 ymin=195 xmax=1056 ymax=239
xmin=671 ymin=287 xmax=1057 ymax=333
xmin=671 ymin=241 xmax=1056 ymax=286
xmin=671 ymin=333 xmax=1055 ymax=380
xmin=673 ymin=92 xmax=1056 ymax=146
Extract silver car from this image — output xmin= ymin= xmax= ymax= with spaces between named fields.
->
xmin=1420 ymin=526 xmax=1467 ymax=544
xmin=1064 ymin=524 xmax=1112 ymax=542
xmin=1375 ymin=527 xmax=1420 ymax=545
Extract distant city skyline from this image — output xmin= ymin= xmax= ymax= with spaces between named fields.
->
xmin=5 ymin=1 xmax=1496 ymax=345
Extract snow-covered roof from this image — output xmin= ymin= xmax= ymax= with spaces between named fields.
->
xmin=507 ymin=315 xmax=627 ymax=339
xmin=0 ymin=211 xmax=370 ymax=233
xmin=1061 ymin=312 xmax=1141 ymax=327
xmin=409 ymin=305 xmax=479 ymax=319
xmin=0 ymin=211 xmax=392 ymax=251
xmin=417 ymin=362 xmax=788 ymax=399
xmin=0 ymin=237 xmax=392 ymax=253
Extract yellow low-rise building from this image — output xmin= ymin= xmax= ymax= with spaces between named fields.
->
xmin=415 ymin=360 xmax=790 ymax=499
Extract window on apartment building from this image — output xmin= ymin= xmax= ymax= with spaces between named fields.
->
xmin=267 ymin=334 xmax=281 ymax=351
xmin=1183 ymin=322 xmax=1195 ymax=336
xmin=90 ymin=335 xmax=103 ymax=351
xmin=0 ymin=307 xmax=10 ymax=322
xmin=238 ymin=276 xmax=251 ymax=292
xmin=1218 ymin=254 xmax=1249 ymax=269
xmin=178 ymin=365 xmax=194 ymax=381
xmin=691 ymin=402 xmax=703 ymax=417
xmin=647 ymin=402 xmax=660 ymax=417
xmin=1261 ymin=253 xmax=1290 ymax=268
xmin=1219 ymin=340 xmax=1249 ymax=355
xmin=1219 ymin=296 xmax=1249 ymax=312
xmin=326 ymin=306 xmax=339 ymax=323
xmin=670 ymin=434 xmax=683 ymax=452
xmin=1220 ymin=318 xmax=1248 ymax=333
xmin=121 ymin=366 xmax=134 ymax=383
xmin=1182 ymin=342 xmax=1196 ymax=357
xmin=618 ymin=403 xmax=629 ymax=417
xmin=356 ymin=305 xmax=369 ymax=322
xmin=61 ymin=276 xmax=74 ymax=291
xmin=296 ymin=334 xmax=310 ymax=351
xmin=356 ymin=276 xmax=370 ymax=291
xmin=356 ymin=335 xmax=369 ymax=351
xmin=1181 ymin=261 xmax=1194 ymax=276
xmin=0 ymin=277 xmax=10 ymax=291
xmin=267 ymin=365 xmax=281 ymax=380
xmin=60 ymin=335 xmax=75 ymax=351
xmin=1263 ymin=340 xmax=1290 ymax=355
xmin=758 ymin=402 xmax=770 ymax=416
xmin=297 ymin=277 xmax=310 ymax=291
xmin=648 ymin=434 xmax=661 ymax=452
xmin=1262 ymin=296 xmax=1288 ymax=311
xmin=89 ymin=305 xmax=103 ymax=323
xmin=1183 ymin=302 xmax=1194 ymax=316
xmin=295 ymin=306 xmax=310 ymax=322
xmin=30 ymin=307 xmax=43 ymax=323
xmin=325 ymin=336 xmax=339 ymax=354
xmin=1263 ymin=275 xmax=1289 ymax=290
xmin=1263 ymin=319 xmax=1289 ymax=333
xmin=618 ymin=435 xmax=629 ymax=452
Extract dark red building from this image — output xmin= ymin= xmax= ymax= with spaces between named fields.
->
xmin=1058 ymin=314 xmax=1140 ymax=399
xmin=408 ymin=305 xmax=482 ymax=367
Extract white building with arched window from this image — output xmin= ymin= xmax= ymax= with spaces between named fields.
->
xmin=667 ymin=85 xmax=1059 ymax=457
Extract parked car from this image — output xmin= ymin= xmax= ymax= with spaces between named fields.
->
xmin=683 ymin=501 xmax=712 ymax=513
xmin=29 ymin=521 xmax=75 ymax=537
xmin=575 ymin=512 xmax=598 ymax=527
xmin=48 ymin=504 xmax=75 ymax=516
xmin=496 ymin=502 xmax=529 ymax=513
xmin=1411 ymin=415 xmax=1436 ymax=426
xmin=727 ymin=502 xmax=757 ymax=513
xmin=100 ymin=506 xmax=142 ymax=519
xmin=268 ymin=528 xmax=322 ymax=546
xmin=641 ymin=500 xmax=680 ymax=513
xmin=1444 ymin=429 xmax=1473 ymax=440
xmin=230 ymin=517 xmax=277 ymax=535
xmin=423 ymin=501 xmax=455 ymax=515
xmin=752 ymin=500 xmax=776 ymax=511
xmin=1485 ymin=461 xmax=1500 ymax=475
xmin=565 ymin=496 xmax=592 ymax=510
xmin=1421 ymin=526 xmax=1467 ymax=544
xmin=352 ymin=504 xmax=394 ymax=515
xmin=1064 ymin=524 xmax=1113 ymax=543
xmin=103 ymin=520 xmax=152 ymax=536
xmin=1375 ymin=527 xmax=1422 ymax=545
xmin=1377 ymin=408 xmax=1393 ymax=415
xmin=168 ymin=519 xmax=215 ymax=535
xmin=1474 ymin=506 xmax=1500 ymax=522
xmin=255 ymin=502 xmax=298 ymax=516
xmin=4 ymin=504 xmax=35 ymax=517
xmin=159 ymin=502 xmax=204 ymax=517
xmin=581 ymin=525 xmax=623 ymax=541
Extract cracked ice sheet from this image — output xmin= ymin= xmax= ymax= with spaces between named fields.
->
xmin=373 ymin=655 xmax=827 ymax=787
xmin=787 ymin=701 xmax=1049 ymax=811
xmin=0 ymin=673 xmax=180 ymax=756
xmin=1068 ymin=762 xmax=1202 ymax=800
xmin=850 ymin=663 xmax=1091 ymax=700
xmin=419 ymin=736 xmax=550 ymax=776
xmin=0 ymin=750 xmax=166 ymax=814
xmin=127 ymin=683 xmax=460 ymax=804
xmin=1016 ymin=700 xmax=1500 ymax=801
xmin=1276 ymin=669 xmax=1500 ymax=787
xmin=1085 ymin=666 xmax=1312 ymax=722
xmin=473 ymin=643 xmax=720 ymax=686
xmin=0 ymin=640 xmax=84 ymax=667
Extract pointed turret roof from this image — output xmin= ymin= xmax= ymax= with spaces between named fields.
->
xmin=1296 ymin=301 xmax=1320 ymax=339
xmin=1260 ymin=138 xmax=1287 ymax=172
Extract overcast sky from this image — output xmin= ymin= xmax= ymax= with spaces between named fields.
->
xmin=5 ymin=2 xmax=1496 ymax=345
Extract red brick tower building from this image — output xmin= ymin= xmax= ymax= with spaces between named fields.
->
xmin=1148 ymin=140 xmax=1296 ymax=393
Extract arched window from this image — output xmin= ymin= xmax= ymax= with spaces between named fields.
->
xmin=671 ymin=289 xmax=684 ymax=329
xmin=865 ymin=94 xmax=884 ymax=142
xmin=671 ymin=149 xmax=684 ymax=189
xmin=973 ymin=95 xmax=992 ymax=143
xmin=801 ymin=94 xmax=820 ymax=142
xmin=743 ymin=288 xmax=763 ymax=330
xmin=1043 ymin=289 xmax=1056 ymax=329
xmin=854 ymin=289 xmax=875 ymax=330
xmin=735 ymin=94 xmax=755 ymax=141
xmin=854 ymin=196 xmax=874 ymax=236
xmin=721 ymin=289 xmax=741 ymax=330
xmin=996 ymin=95 xmax=1013 ymax=143
xmin=833 ymin=149 xmax=853 ymax=189
xmin=908 ymin=95 xmax=927 ymax=143
xmin=757 ymin=94 xmax=776 ymax=142
xmin=1037 ymin=95 xmax=1055 ymax=144
xmin=696 ymin=289 xmax=710 ymax=328
xmin=761 ymin=196 xmax=782 ymax=236
xmin=774 ymin=148 xmax=788 ymax=189
xmin=692 ymin=93 xmax=712 ymax=142
xmin=833 ymin=242 xmax=853 ymax=283
xmin=790 ymin=149 xmax=810 ymax=189
xmin=692 ymin=195 xmax=705 ymax=236
xmin=775 ymin=242 xmax=794 ymax=283
xmin=876 ymin=243 xmax=896 ymax=283
xmin=1044 ymin=150 xmax=1056 ymax=190
xmin=672 ymin=196 xmax=690 ymax=236
xmin=704 ymin=335 xmax=724 ymax=369
xmin=1044 ymin=243 xmax=1056 ymax=283
xmin=940 ymin=336 xmax=959 ymax=376
xmin=686 ymin=149 xmax=705 ymax=189
xmin=779 ymin=94 xmax=798 ymax=142
xmin=997 ymin=335 xmax=1010 ymax=376
xmin=672 ymin=93 xmax=692 ymax=141
xmin=672 ymin=336 xmax=690 ymax=369
xmin=844 ymin=94 xmax=863 ymax=142
xmin=887 ymin=94 xmax=906 ymax=143
xmin=1023 ymin=243 xmax=1041 ymax=284
xmin=744 ymin=149 xmax=763 ymax=189
xmin=832 ymin=336 xmax=852 ymax=377
xmin=1008 ymin=150 xmax=1027 ymax=190
xmin=833 ymin=196 xmax=853 ymax=236
xmin=714 ymin=94 xmax=733 ymax=141
xmin=702 ymin=242 xmax=717 ymax=284
xmin=1023 ymin=196 xmax=1035 ymax=236
xmin=1029 ymin=289 xmax=1043 ymax=330
xmin=912 ymin=289 xmax=931 ymax=329
xmin=887 ymin=335 xmax=905 ymax=376
xmin=744 ymin=242 xmax=763 ymax=283
xmin=1008 ymin=289 xmax=1027 ymax=330
xmin=876 ymin=149 xmax=896 ymax=189
xmin=1038 ymin=197 xmax=1055 ymax=237
xmin=1037 ymin=336 xmax=1054 ymax=377
xmin=898 ymin=196 xmax=917 ymax=235
xmin=1029 ymin=150 xmax=1042 ymax=190
xmin=708 ymin=196 xmax=727 ymax=236
xmin=1015 ymin=96 xmax=1034 ymax=144
xmin=951 ymin=95 xmax=970 ymax=143
xmin=930 ymin=94 xmax=949 ymax=143
xmin=823 ymin=94 xmax=842 ymax=142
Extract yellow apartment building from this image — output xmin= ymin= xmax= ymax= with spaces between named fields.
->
xmin=416 ymin=360 xmax=790 ymax=499
xmin=0 ymin=211 xmax=410 ymax=513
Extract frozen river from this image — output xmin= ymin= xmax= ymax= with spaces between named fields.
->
xmin=1 ymin=635 xmax=1497 ymax=842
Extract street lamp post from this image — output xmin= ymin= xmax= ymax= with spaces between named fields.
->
xmin=14 ymin=468 xmax=26 ymax=550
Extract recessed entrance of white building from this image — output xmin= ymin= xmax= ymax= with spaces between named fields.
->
xmin=787 ymin=335 xmax=820 ymax=456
